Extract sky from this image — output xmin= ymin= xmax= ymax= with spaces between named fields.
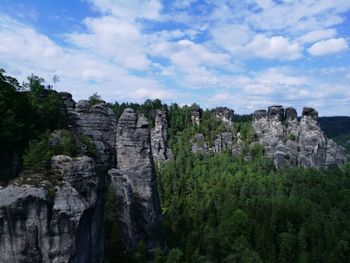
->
xmin=0 ymin=0 xmax=349 ymax=116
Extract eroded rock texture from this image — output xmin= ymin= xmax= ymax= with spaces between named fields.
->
xmin=0 ymin=155 xmax=103 ymax=263
xmin=190 ymin=107 xmax=201 ymax=126
xmin=60 ymin=94 xmax=117 ymax=172
xmin=108 ymin=108 xmax=164 ymax=255
xmin=252 ymin=106 xmax=346 ymax=169
xmin=211 ymin=132 xmax=233 ymax=154
xmin=151 ymin=110 xmax=173 ymax=164
xmin=211 ymin=107 xmax=234 ymax=128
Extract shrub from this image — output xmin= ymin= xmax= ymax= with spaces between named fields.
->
xmin=23 ymin=131 xmax=52 ymax=171
xmin=23 ymin=130 xmax=96 ymax=172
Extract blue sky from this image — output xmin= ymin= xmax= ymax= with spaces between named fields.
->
xmin=0 ymin=0 xmax=349 ymax=115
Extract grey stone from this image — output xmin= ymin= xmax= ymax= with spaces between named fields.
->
xmin=190 ymin=107 xmax=201 ymax=126
xmin=211 ymin=107 xmax=234 ymax=127
xmin=0 ymin=155 xmax=103 ymax=263
xmin=252 ymin=106 xmax=346 ymax=169
xmin=191 ymin=134 xmax=208 ymax=154
xmin=69 ymin=100 xmax=117 ymax=172
xmin=109 ymin=108 xmax=164 ymax=256
xmin=151 ymin=110 xmax=172 ymax=164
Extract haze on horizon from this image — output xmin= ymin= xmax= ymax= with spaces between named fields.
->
xmin=0 ymin=0 xmax=349 ymax=116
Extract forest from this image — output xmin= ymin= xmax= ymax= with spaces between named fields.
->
xmin=1 ymin=70 xmax=350 ymax=262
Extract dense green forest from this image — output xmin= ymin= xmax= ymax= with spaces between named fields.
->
xmin=154 ymin=117 xmax=350 ymax=262
xmin=1 ymin=70 xmax=350 ymax=262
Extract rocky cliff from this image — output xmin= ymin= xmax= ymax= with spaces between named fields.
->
xmin=211 ymin=107 xmax=234 ymax=128
xmin=0 ymin=155 xmax=103 ymax=263
xmin=150 ymin=110 xmax=173 ymax=164
xmin=191 ymin=105 xmax=346 ymax=169
xmin=252 ymin=106 xmax=346 ymax=168
xmin=108 ymin=108 xmax=164 ymax=256
xmin=0 ymin=93 xmax=168 ymax=262
xmin=60 ymin=93 xmax=117 ymax=172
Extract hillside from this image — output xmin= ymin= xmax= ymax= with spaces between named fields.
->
xmin=0 ymin=70 xmax=350 ymax=262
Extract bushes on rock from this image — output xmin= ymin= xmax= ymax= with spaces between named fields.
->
xmin=23 ymin=130 xmax=96 ymax=172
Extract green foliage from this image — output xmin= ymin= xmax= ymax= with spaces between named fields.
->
xmin=22 ymin=130 xmax=95 ymax=172
xmin=23 ymin=131 xmax=53 ymax=171
xmin=165 ymin=248 xmax=183 ymax=263
xmin=133 ymin=241 xmax=148 ymax=262
xmin=0 ymin=70 xmax=68 ymax=181
xmin=109 ymin=98 xmax=167 ymax=126
xmin=197 ymin=110 xmax=227 ymax=146
xmin=286 ymin=132 xmax=296 ymax=142
xmin=157 ymin=124 xmax=350 ymax=262
xmin=237 ymin=122 xmax=255 ymax=143
xmin=104 ymin=188 xmax=128 ymax=263
xmin=319 ymin=117 xmax=350 ymax=154
xmin=88 ymin=92 xmax=103 ymax=106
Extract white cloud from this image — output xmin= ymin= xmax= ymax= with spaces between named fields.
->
xmin=172 ymin=0 xmax=196 ymax=9
xmin=0 ymin=15 xmax=175 ymax=102
xmin=68 ymin=16 xmax=150 ymax=70
xmin=308 ymin=38 xmax=348 ymax=56
xmin=1 ymin=0 xmax=350 ymax=116
xmin=211 ymin=24 xmax=252 ymax=52
xmin=243 ymin=0 xmax=350 ymax=33
xmin=85 ymin=0 xmax=162 ymax=21
xmin=298 ymin=29 xmax=337 ymax=44
xmin=245 ymin=35 xmax=301 ymax=60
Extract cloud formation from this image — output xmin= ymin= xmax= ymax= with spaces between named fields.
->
xmin=0 ymin=0 xmax=349 ymax=115
xmin=308 ymin=38 xmax=348 ymax=56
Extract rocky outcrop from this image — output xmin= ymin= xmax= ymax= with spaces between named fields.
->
xmin=211 ymin=132 xmax=233 ymax=154
xmin=151 ymin=110 xmax=173 ymax=164
xmin=190 ymin=106 xmax=201 ymax=126
xmin=191 ymin=133 xmax=209 ymax=154
xmin=0 ymin=155 xmax=103 ymax=263
xmin=60 ymin=96 xmax=117 ymax=172
xmin=252 ymin=106 xmax=346 ymax=169
xmin=211 ymin=107 xmax=234 ymax=127
xmin=108 ymin=108 xmax=164 ymax=256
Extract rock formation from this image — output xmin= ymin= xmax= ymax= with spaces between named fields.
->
xmin=60 ymin=94 xmax=117 ymax=172
xmin=108 ymin=108 xmax=164 ymax=256
xmin=252 ymin=106 xmax=346 ymax=169
xmin=190 ymin=106 xmax=201 ymax=126
xmin=151 ymin=110 xmax=173 ymax=164
xmin=211 ymin=107 xmax=234 ymax=128
xmin=0 ymin=93 xmax=167 ymax=262
xmin=211 ymin=132 xmax=233 ymax=154
xmin=0 ymin=155 xmax=103 ymax=263
xmin=190 ymin=104 xmax=345 ymax=169
xmin=191 ymin=133 xmax=209 ymax=154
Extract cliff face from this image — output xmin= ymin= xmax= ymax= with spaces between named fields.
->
xmin=151 ymin=110 xmax=173 ymax=164
xmin=211 ymin=107 xmax=234 ymax=128
xmin=60 ymin=93 xmax=117 ymax=172
xmin=252 ymin=106 xmax=346 ymax=169
xmin=0 ymin=94 xmax=168 ymax=262
xmin=108 ymin=108 xmax=164 ymax=255
xmin=0 ymin=155 xmax=103 ymax=263
xmin=190 ymin=105 xmax=345 ymax=169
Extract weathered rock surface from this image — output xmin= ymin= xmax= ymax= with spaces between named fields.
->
xmin=252 ymin=106 xmax=346 ymax=169
xmin=191 ymin=133 xmax=209 ymax=154
xmin=151 ymin=110 xmax=173 ymax=164
xmin=60 ymin=95 xmax=117 ymax=172
xmin=211 ymin=132 xmax=233 ymax=154
xmin=190 ymin=106 xmax=201 ymax=126
xmin=0 ymin=155 xmax=103 ymax=263
xmin=108 ymin=108 xmax=164 ymax=256
xmin=211 ymin=107 xmax=234 ymax=127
